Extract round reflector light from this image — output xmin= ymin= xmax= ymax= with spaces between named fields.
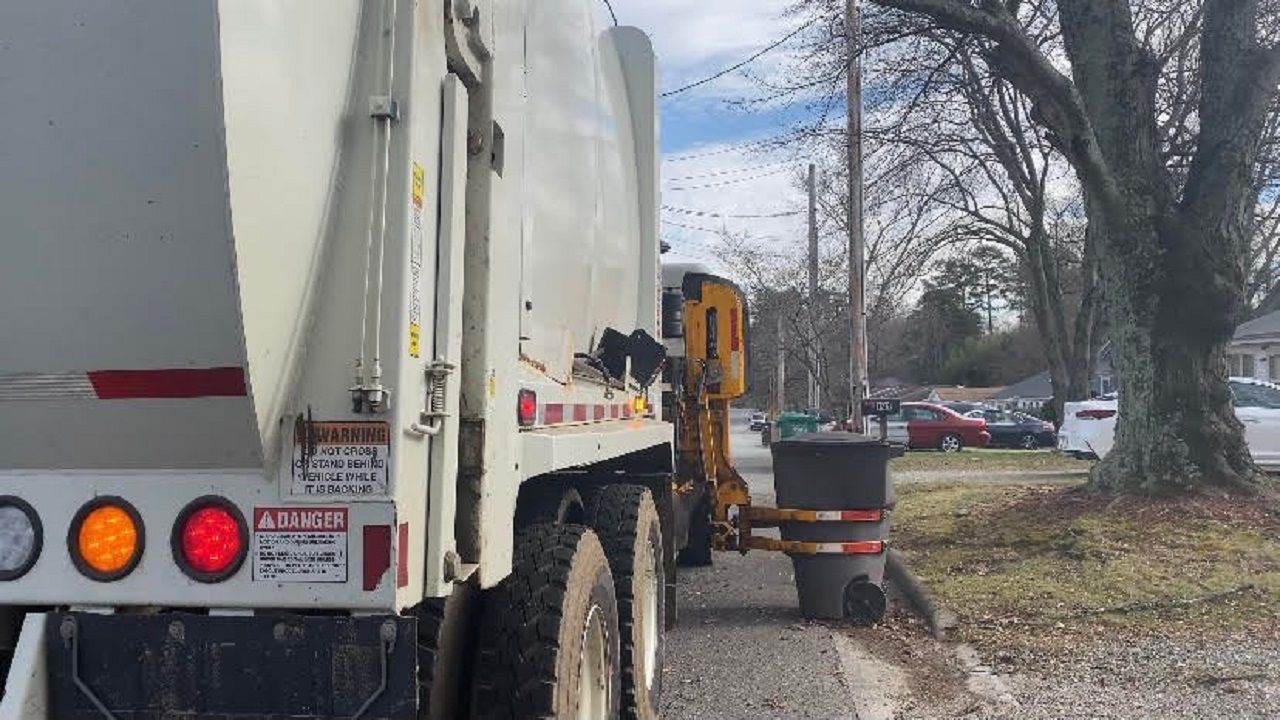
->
xmin=172 ymin=498 xmax=247 ymax=582
xmin=69 ymin=498 xmax=143 ymax=581
xmin=0 ymin=497 xmax=42 ymax=581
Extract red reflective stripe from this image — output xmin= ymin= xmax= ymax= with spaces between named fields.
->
xmin=573 ymin=404 xmax=588 ymax=422
xmin=839 ymin=510 xmax=882 ymax=522
xmin=87 ymin=367 xmax=247 ymax=399
xmin=841 ymin=541 xmax=883 ymax=554
xmin=543 ymin=404 xmax=564 ymax=424
xmin=729 ymin=309 xmax=741 ymax=351
xmin=396 ymin=523 xmax=409 ymax=588
xmin=593 ymin=405 xmax=606 ymax=420
xmin=363 ymin=525 xmax=392 ymax=591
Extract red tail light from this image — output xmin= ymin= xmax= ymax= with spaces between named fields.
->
xmin=518 ymin=389 xmax=538 ymax=427
xmin=1075 ymin=409 xmax=1116 ymax=420
xmin=173 ymin=498 xmax=246 ymax=582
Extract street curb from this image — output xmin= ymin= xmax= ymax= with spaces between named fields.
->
xmin=886 ymin=548 xmax=956 ymax=640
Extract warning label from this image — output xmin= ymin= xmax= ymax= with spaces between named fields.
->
xmin=252 ymin=507 xmax=348 ymax=583
xmin=408 ymin=161 xmax=425 ymax=359
xmin=291 ymin=421 xmax=390 ymax=496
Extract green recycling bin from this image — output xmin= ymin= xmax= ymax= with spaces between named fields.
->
xmin=777 ymin=412 xmax=819 ymax=439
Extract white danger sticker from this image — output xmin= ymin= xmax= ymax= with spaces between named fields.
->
xmin=291 ymin=421 xmax=390 ymax=496
xmin=252 ymin=507 xmax=348 ymax=583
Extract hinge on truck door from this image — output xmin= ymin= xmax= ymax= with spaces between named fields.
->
xmin=409 ymin=359 xmax=456 ymax=436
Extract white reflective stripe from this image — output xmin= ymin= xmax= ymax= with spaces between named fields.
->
xmin=810 ymin=510 xmax=882 ymax=522
xmin=806 ymin=541 xmax=884 ymax=555
xmin=0 ymin=372 xmax=96 ymax=401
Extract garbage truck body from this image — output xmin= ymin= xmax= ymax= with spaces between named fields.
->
xmin=0 ymin=0 xmax=688 ymax=716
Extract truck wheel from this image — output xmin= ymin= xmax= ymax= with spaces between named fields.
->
xmin=585 ymin=485 xmax=665 ymax=719
xmin=472 ymin=524 xmax=621 ymax=719
xmin=416 ymin=584 xmax=476 ymax=719
xmin=676 ymin=497 xmax=713 ymax=567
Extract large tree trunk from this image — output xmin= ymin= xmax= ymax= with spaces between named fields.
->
xmin=1092 ymin=208 xmax=1259 ymax=493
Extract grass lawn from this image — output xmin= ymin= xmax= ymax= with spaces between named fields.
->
xmin=890 ymin=448 xmax=1093 ymax=473
xmin=891 ymin=481 xmax=1280 ymax=655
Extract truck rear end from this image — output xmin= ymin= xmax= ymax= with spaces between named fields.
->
xmin=0 ymin=1 xmax=669 ymax=717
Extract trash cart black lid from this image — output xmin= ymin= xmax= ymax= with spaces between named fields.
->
xmin=770 ymin=431 xmax=894 ymax=510
xmin=771 ymin=431 xmax=888 ymax=452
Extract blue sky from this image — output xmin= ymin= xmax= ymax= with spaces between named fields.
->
xmin=610 ymin=0 xmax=816 ymax=268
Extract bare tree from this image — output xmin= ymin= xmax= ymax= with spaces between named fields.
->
xmin=855 ymin=0 xmax=1280 ymax=492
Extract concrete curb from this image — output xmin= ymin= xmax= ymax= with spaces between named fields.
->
xmin=885 ymin=548 xmax=956 ymax=640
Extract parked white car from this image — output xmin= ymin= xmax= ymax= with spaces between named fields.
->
xmin=1059 ymin=377 xmax=1280 ymax=468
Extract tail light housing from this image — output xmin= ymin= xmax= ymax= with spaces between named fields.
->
xmin=172 ymin=497 xmax=247 ymax=582
xmin=518 ymin=389 xmax=538 ymax=427
xmin=1075 ymin=409 xmax=1117 ymax=420
xmin=0 ymin=497 xmax=42 ymax=581
xmin=69 ymin=497 xmax=144 ymax=582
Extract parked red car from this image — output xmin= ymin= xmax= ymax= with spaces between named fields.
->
xmin=876 ymin=402 xmax=990 ymax=452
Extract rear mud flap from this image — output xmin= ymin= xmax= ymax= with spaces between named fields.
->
xmin=45 ymin=612 xmax=417 ymax=720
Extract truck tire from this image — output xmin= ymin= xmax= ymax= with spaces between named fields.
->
xmin=472 ymin=524 xmax=621 ymax=719
xmin=585 ymin=485 xmax=665 ymax=719
xmin=416 ymin=585 xmax=476 ymax=719
xmin=676 ymin=497 xmax=713 ymax=567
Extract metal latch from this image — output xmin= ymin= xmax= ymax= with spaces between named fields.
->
xmin=409 ymin=359 xmax=455 ymax=437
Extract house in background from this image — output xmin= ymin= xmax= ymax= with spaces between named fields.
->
xmin=1229 ymin=310 xmax=1280 ymax=381
xmin=996 ymin=344 xmax=1117 ymax=411
xmin=994 ymin=370 xmax=1053 ymax=411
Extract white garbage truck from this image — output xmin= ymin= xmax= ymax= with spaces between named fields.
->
xmin=0 ymin=1 xmax=717 ymax=717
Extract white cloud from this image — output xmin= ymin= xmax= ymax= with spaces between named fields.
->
xmin=606 ymin=1 xmax=817 ymax=276
xmin=611 ymin=0 xmax=802 ymax=99
xmin=659 ymin=143 xmax=811 ymax=273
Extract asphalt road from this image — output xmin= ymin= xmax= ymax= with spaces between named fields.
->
xmin=661 ymin=421 xmax=862 ymax=719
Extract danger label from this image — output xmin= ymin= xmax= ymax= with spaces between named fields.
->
xmin=252 ymin=507 xmax=348 ymax=583
xmin=291 ymin=421 xmax=390 ymax=496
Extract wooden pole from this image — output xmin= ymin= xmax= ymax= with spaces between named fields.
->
xmin=846 ymin=0 xmax=868 ymax=428
xmin=807 ymin=163 xmax=820 ymax=412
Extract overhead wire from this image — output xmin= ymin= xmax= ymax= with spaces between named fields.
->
xmin=664 ymin=166 xmax=793 ymax=191
xmin=663 ymin=160 xmax=794 ymax=183
xmin=663 ymin=205 xmax=801 ymax=219
xmin=600 ymin=0 xmax=618 ymax=26
xmin=660 ymin=17 xmax=818 ymax=97
xmin=665 ymin=137 xmax=790 ymax=163
xmin=662 ymin=219 xmax=728 ymax=235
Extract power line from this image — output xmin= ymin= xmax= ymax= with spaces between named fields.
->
xmin=665 ymin=137 xmax=787 ymax=163
xmin=660 ymin=17 xmax=818 ymax=98
xmin=663 ymin=160 xmax=793 ymax=183
xmin=662 ymin=219 xmax=727 ymax=235
xmin=665 ymin=166 xmax=793 ymax=191
xmin=663 ymin=205 xmax=801 ymax=219
xmin=600 ymin=0 xmax=618 ymax=26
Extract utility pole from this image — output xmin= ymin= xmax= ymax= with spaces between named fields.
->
xmin=775 ymin=312 xmax=787 ymax=418
xmin=845 ymin=0 xmax=868 ymax=429
xmin=807 ymin=163 xmax=820 ymax=413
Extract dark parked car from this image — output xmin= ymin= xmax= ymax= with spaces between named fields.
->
xmin=969 ymin=409 xmax=1057 ymax=449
